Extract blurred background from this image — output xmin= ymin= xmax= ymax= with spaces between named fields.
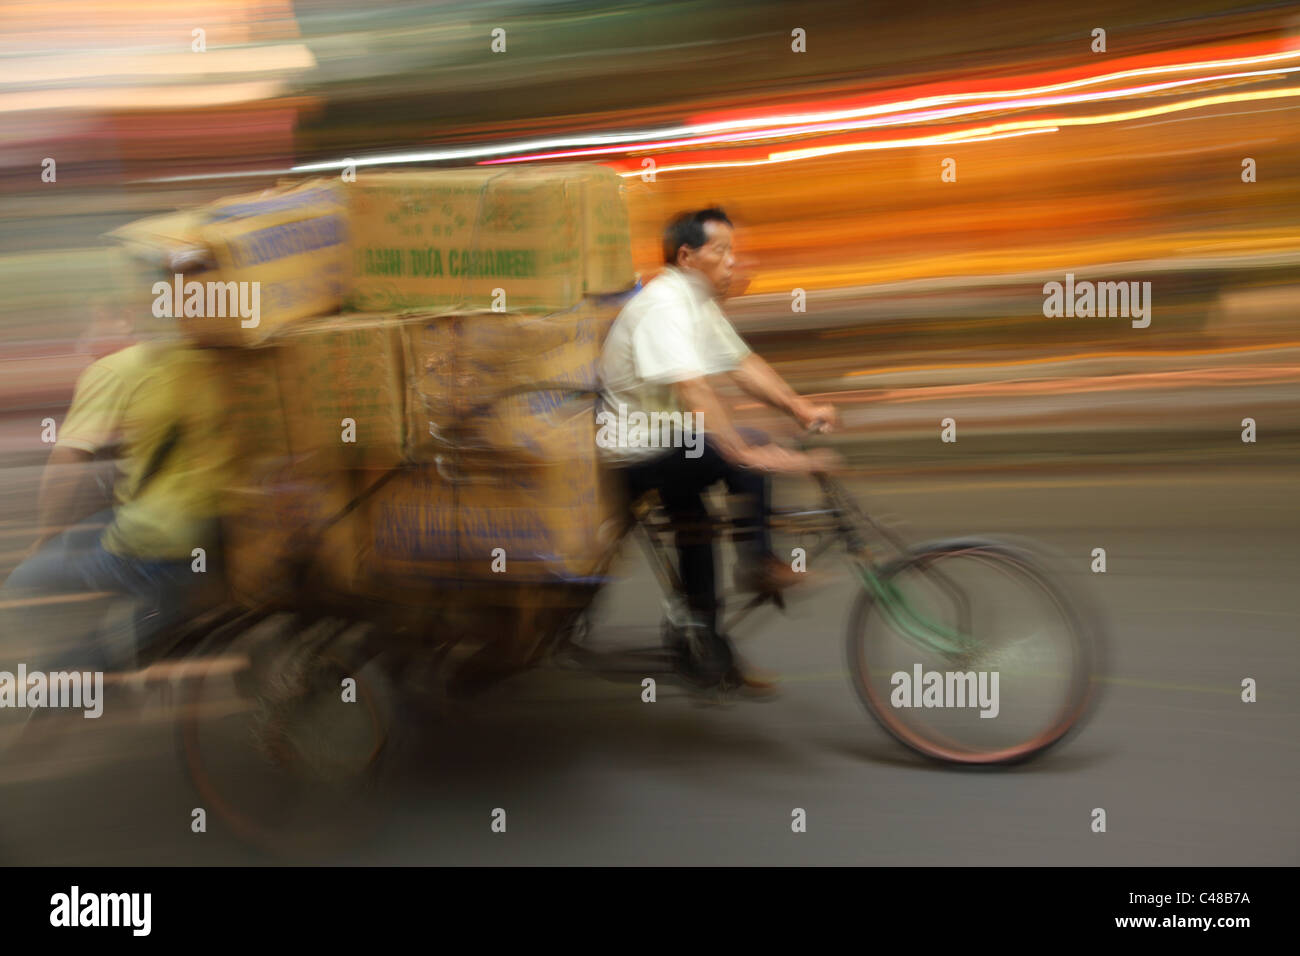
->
xmin=4 ymin=0 xmax=1299 ymax=466
xmin=0 ymin=0 xmax=1296 ymax=865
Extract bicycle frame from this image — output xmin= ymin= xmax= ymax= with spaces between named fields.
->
xmin=811 ymin=472 xmax=976 ymax=657
xmin=633 ymin=471 xmax=975 ymax=657
xmin=255 ymin=379 xmax=981 ymax=664
xmin=465 ymin=379 xmax=982 ymax=659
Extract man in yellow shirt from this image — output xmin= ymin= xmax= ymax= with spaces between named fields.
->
xmin=3 ymin=308 xmax=232 ymax=670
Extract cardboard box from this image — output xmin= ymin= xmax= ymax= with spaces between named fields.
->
xmin=402 ymin=296 xmax=620 ymax=463
xmin=108 ymin=179 xmax=349 ymax=347
xmin=108 ymin=208 xmax=211 ymax=271
xmin=109 ymin=209 xmax=215 ymax=339
xmin=223 ymin=465 xmax=366 ymax=608
xmin=202 ymin=346 xmax=291 ymax=472
xmin=272 ymin=314 xmax=406 ymax=471
xmin=363 ymin=405 xmax=624 ymax=586
xmin=197 ymin=179 xmax=350 ymax=345
xmin=346 ymin=164 xmax=634 ymax=314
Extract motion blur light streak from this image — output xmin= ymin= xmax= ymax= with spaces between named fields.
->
xmin=609 ymin=83 xmax=1300 ymax=178
xmin=685 ymin=41 xmax=1298 ymax=126
xmin=768 ymin=87 xmax=1300 ymax=163
xmin=8 ymin=45 xmax=317 ymax=85
xmin=482 ymin=45 xmax=1300 ymax=164
xmin=614 ymin=127 xmax=1061 ymax=178
xmin=492 ymin=65 xmax=1300 ymax=166
xmin=285 ymin=41 xmax=1300 ymax=179
xmin=0 ymin=80 xmax=291 ymax=113
xmin=839 ymin=343 xmax=1300 ymax=376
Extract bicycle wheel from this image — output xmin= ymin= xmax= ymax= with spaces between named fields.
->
xmin=846 ymin=538 xmax=1102 ymax=764
xmin=176 ymin=613 xmax=395 ymax=859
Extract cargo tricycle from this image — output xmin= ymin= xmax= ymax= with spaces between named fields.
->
xmin=150 ymin=380 xmax=1106 ymax=855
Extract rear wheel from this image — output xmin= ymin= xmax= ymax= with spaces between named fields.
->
xmin=846 ymin=538 xmax=1102 ymax=764
xmin=176 ymin=613 xmax=395 ymax=858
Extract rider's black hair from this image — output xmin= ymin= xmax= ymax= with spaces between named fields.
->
xmin=662 ymin=208 xmax=733 ymax=266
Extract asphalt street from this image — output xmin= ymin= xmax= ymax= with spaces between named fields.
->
xmin=0 ymin=459 xmax=1294 ymax=865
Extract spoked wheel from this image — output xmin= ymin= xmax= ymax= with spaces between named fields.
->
xmin=176 ymin=612 xmax=396 ymax=859
xmin=847 ymin=538 xmax=1103 ymax=764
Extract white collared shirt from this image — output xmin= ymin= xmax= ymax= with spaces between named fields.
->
xmin=597 ymin=265 xmax=752 ymax=464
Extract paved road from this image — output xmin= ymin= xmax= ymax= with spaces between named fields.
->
xmin=1 ymin=460 xmax=1295 ymax=865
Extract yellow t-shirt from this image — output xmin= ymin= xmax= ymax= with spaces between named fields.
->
xmin=58 ymin=342 xmax=236 ymax=560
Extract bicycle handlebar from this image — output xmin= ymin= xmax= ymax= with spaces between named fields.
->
xmin=795 ymin=419 xmax=831 ymax=454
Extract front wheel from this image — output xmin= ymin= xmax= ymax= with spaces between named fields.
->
xmin=846 ymin=538 xmax=1104 ymax=764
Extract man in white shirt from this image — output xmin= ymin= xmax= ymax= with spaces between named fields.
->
xmin=598 ymin=208 xmax=838 ymax=687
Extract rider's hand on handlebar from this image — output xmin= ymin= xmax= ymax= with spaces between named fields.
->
xmin=794 ymin=401 xmax=838 ymax=435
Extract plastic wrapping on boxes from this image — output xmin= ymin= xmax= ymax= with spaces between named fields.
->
xmin=402 ymin=295 xmax=620 ymax=462
xmin=362 ymin=402 xmax=623 ymax=588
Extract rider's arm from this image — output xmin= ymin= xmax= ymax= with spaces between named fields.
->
xmin=676 ymin=376 xmax=826 ymax=473
xmin=633 ymin=298 xmax=828 ymax=472
xmin=675 ymin=375 xmax=757 ymax=466
xmin=728 ymin=353 xmax=808 ymax=419
xmin=729 ymin=354 xmax=838 ymax=432
xmin=31 ymin=444 xmax=97 ymax=550
xmin=30 ymin=357 xmax=129 ymax=550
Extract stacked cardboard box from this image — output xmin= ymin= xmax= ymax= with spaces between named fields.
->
xmin=401 ymin=297 xmax=614 ymax=461
xmin=364 ymin=404 xmax=617 ymax=587
xmin=110 ymin=179 xmax=350 ymax=347
xmin=273 ymin=313 xmax=406 ymax=471
xmin=219 ymin=299 xmax=628 ymax=602
xmin=107 ymin=164 xmax=637 ymax=605
xmin=346 ymin=164 xmax=633 ymax=314
xmin=357 ymin=292 xmax=631 ymax=590
xmin=221 ymin=466 xmax=367 ymax=608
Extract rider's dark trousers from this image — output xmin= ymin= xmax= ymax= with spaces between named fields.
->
xmin=616 ymin=428 xmax=773 ymax=635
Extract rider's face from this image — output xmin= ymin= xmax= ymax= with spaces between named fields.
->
xmin=678 ymin=220 xmax=736 ymax=298
xmin=76 ymin=304 xmax=135 ymax=358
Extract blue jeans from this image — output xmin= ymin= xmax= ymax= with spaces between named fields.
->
xmin=1 ymin=510 xmax=202 ymax=671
